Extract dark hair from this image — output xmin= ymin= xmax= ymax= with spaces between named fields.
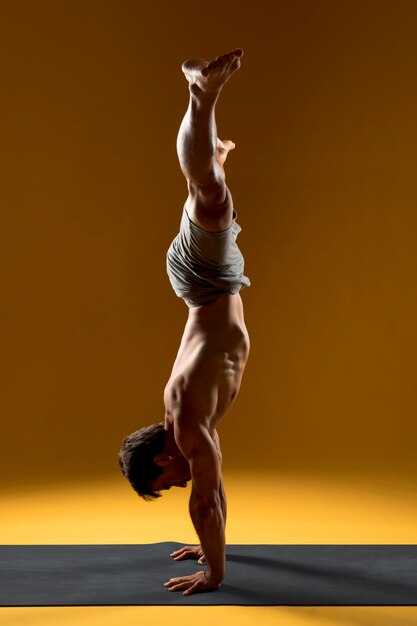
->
xmin=118 ymin=422 xmax=166 ymax=501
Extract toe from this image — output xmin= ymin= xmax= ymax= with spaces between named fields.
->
xmin=223 ymin=51 xmax=236 ymax=63
xmin=216 ymin=52 xmax=233 ymax=66
xmin=227 ymin=51 xmax=241 ymax=68
xmin=207 ymin=60 xmax=217 ymax=72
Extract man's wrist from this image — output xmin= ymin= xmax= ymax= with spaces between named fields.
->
xmin=206 ymin=569 xmax=224 ymax=585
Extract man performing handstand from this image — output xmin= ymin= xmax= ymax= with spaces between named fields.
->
xmin=119 ymin=48 xmax=250 ymax=596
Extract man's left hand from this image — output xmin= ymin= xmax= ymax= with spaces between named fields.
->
xmin=164 ymin=571 xmax=221 ymax=595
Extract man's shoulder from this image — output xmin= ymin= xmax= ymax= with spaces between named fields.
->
xmin=164 ymin=372 xmax=217 ymax=424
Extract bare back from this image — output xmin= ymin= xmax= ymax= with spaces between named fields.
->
xmin=164 ymin=293 xmax=250 ymax=433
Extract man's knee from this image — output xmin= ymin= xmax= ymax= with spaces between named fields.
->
xmin=186 ymin=182 xmax=233 ymax=231
xmin=187 ymin=169 xmax=227 ymax=208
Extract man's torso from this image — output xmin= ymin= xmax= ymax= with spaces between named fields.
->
xmin=164 ymin=293 xmax=250 ymax=434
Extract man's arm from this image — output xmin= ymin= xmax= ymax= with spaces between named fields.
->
xmin=183 ymin=421 xmax=225 ymax=583
xmin=212 ymin=427 xmax=227 ymax=526
xmin=219 ymin=475 xmax=227 ymax=527
xmin=166 ymin=415 xmax=225 ymax=592
xmin=170 ymin=475 xmax=226 ymax=565
xmin=169 ymin=472 xmax=226 ymax=566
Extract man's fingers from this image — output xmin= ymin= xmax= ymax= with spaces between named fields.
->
xmin=164 ymin=571 xmax=213 ymax=595
xmin=170 ymin=549 xmax=184 ymax=556
xmin=183 ymin=582 xmax=200 ymax=596
xmin=170 ymin=547 xmax=202 ymax=561
xmin=170 ymin=547 xmax=193 ymax=558
xmin=164 ymin=576 xmax=187 ymax=587
xmin=165 ymin=580 xmax=193 ymax=591
xmin=171 ymin=550 xmax=191 ymax=560
xmin=168 ymin=583 xmax=188 ymax=591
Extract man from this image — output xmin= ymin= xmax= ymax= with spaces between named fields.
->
xmin=119 ymin=48 xmax=251 ymax=596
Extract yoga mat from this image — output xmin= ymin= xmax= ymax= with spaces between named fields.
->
xmin=1 ymin=543 xmax=416 ymax=606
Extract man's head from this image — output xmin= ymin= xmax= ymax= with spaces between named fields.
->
xmin=118 ymin=422 xmax=191 ymax=501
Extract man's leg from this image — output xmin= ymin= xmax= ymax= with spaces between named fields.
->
xmin=176 ymin=49 xmax=243 ymax=232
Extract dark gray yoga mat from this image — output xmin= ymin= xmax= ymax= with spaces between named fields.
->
xmin=1 ymin=543 xmax=417 ymax=606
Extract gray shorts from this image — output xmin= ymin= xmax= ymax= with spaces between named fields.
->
xmin=166 ymin=205 xmax=251 ymax=308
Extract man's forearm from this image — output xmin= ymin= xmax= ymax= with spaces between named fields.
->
xmin=189 ymin=492 xmax=225 ymax=583
xmin=219 ymin=476 xmax=227 ymax=526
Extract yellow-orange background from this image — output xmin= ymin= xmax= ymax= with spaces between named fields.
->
xmin=1 ymin=1 xmax=417 ymax=624
xmin=1 ymin=0 xmax=416 ymax=486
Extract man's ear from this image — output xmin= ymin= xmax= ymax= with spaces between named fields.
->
xmin=154 ymin=454 xmax=172 ymax=466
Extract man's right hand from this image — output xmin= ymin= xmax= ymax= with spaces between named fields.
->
xmin=170 ymin=545 xmax=206 ymax=565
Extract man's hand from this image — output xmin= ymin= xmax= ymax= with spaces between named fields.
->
xmin=164 ymin=571 xmax=220 ymax=595
xmin=170 ymin=545 xmax=206 ymax=564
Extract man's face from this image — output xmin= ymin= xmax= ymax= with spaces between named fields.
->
xmin=150 ymin=456 xmax=191 ymax=493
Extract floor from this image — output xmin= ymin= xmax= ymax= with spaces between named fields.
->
xmin=2 ymin=469 xmax=417 ymax=626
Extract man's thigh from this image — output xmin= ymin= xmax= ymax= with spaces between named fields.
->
xmin=185 ymin=183 xmax=234 ymax=233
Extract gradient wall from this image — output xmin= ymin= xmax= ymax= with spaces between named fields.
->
xmin=1 ymin=0 xmax=416 ymax=488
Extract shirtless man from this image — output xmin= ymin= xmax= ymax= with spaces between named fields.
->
xmin=118 ymin=48 xmax=250 ymax=596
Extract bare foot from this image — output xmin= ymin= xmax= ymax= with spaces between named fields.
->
xmin=182 ymin=48 xmax=243 ymax=97
xmin=216 ymin=137 xmax=235 ymax=167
